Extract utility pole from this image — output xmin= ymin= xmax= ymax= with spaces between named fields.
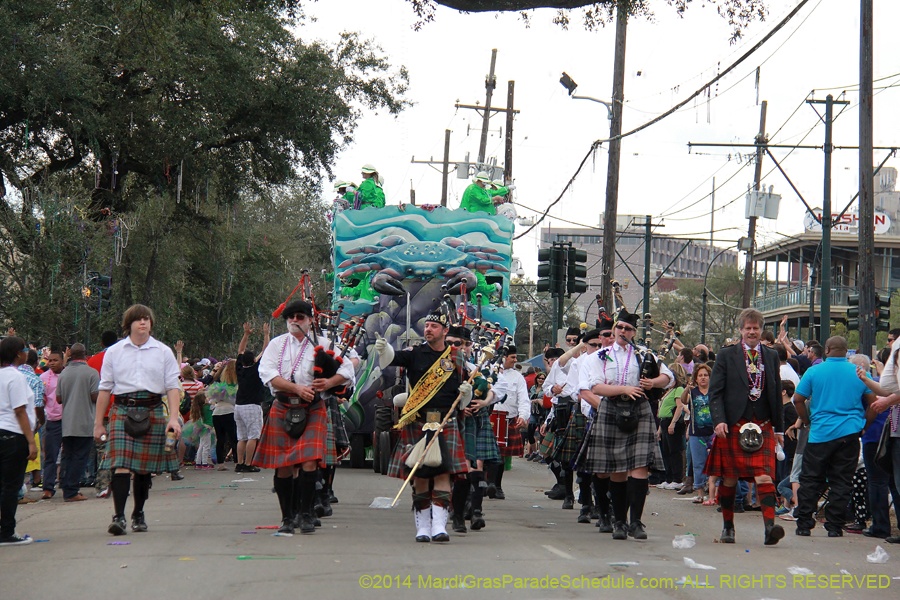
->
xmin=441 ymin=129 xmax=451 ymax=206
xmin=710 ymin=177 xmax=715 ymax=247
xmin=410 ymin=183 xmax=416 ymax=205
xmin=634 ymin=215 xmax=661 ymax=341
xmin=478 ymin=49 xmax=498 ymax=165
xmin=742 ymin=101 xmax=767 ymax=308
xmin=504 ymin=81 xmax=515 ymax=184
xmin=807 ymin=94 xmax=848 ymax=345
xmin=600 ymin=3 xmax=628 ymax=313
xmin=529 ymin=307 xmax=534 ymax=359
xmin=859 ymin=0 xmax=876 ymax=355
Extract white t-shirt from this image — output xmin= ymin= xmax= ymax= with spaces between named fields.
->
xmin=779 ymin=363 xmax=800 ymax=386
xmin=0 ymin=366 xmax=36 ymax=434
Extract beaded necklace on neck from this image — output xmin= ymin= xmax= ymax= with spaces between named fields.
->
xmin=278 ymin=335 xmax=309 ymax=383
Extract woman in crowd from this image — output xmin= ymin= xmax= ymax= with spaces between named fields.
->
xmin=680 ymin=363 xmax=716 ymax=505
xmin=207 ymin=360 xmax=238 ymax=469
xmin=656 ymin=363 xmax=687 ymax=490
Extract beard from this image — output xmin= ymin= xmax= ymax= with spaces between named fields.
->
xmin=287 ymin=323 xmax=304 ymax=334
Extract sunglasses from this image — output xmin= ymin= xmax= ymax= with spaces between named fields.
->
xmin=285 ymin=313 xmax=309 ymax=321
xmin=615 ymin=324 xmax=636 ymax=333
xmin=565 ymin=337 xmax=579 ymax=342
xmin=599 ymin=331 xmax=613 ymax=338
xmin=448 ymin=340 xmax=464 ymax=347
xmin=587 ymin=342 xmax=603 ymax=349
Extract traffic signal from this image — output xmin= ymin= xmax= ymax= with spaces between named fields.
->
xmin=87 ymin=272 xmax=112 ymax=313
xmin=566 ymin=247 xmax=588 ymax=296
xmin=537 ymin=245 xmax=565 ymax=296
xmin=877 ymin=292 xmax=891 ymax=332
xmin=847 ymin=294 xmax=859 ymax=331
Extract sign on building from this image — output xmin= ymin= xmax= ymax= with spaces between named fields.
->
xmin=803 ymin=208 xmax=891 ymax=234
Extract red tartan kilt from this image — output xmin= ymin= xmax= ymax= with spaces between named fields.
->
xmin=703 ymin=421 xmax=776 ymax=480
xmin=499 ymin=422 xmax=525 ymax=457
xmin=251 ymin=400 xmax=328 ymax=469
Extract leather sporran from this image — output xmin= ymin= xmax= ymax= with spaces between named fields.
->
xmin=613 ymin=397 xmax=639 ymax=433
xmin=123 ymin=408 xmax=151 ymax=438
xmin=283 ymin=405 xmax=309 ymax=439
xmin=738 ymin=422 xmax=764 ymax=453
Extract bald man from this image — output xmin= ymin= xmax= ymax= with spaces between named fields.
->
xmin=792 ymin=336 xmax=875 ymax=537
xmin=57 ymin=343 xmax=100 ymax=502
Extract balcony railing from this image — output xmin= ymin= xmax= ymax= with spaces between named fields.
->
xmin=753 ymin=285 xmax=861 ymax=314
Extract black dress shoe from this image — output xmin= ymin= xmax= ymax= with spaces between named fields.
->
xmin=416 ymin=535 xmax=431 ymax=543
xmin=235 ymin=463 xmax=245 ymax=473
xmin=862 ymin=529 xmax=887 ymax=538
xmin=885 ymin=535 xmax=900 ymax=544
xmin=733 ymin=503 xmax=745 ymax=513
xmin=612 ymin=521 xmax=628 ymax=540
xmin=589 ymin=506 xmax=600 ymax=520
xmin=720 ymin=528 xmax=735 ymax=543
xmin=745 ymin=504 xmax=761 ymax=512
xmin=561 ymin=495 xmax=575 ymax=510
xmin=547 ymin=489 xmax=567 ymax=500
xmin=764 ymin=524 xmax=785 ymax=546
xmin=597 ymin=514 xmax=613 ymax=533
xmin=827 ymin=529 xmax=843 ymax=538
xmin=278 ymin=518 xmax=295 ymax=534
xmin=170 ymin=471 xmax=185 ymax=481
xmin=470 ymin=510 xmax=486 ymax=530
xmin=629 ymin=521 xmax=647 ymax=540
xmin=494 ymin=488 xmax=506 ymax=500
xmin=451 ymin=513 xmax=467 ymax=533
xmin=486 ymin=483 xmax=497 ymax=499
xmin=244 ymin=465 xmax=261 ymax=473
xmin=577 ymin=506 xmax=592 ymax=523
xmin=108 ymin=514 xmax=127 ymax=536
xmin=544 ymin=483 xmax=563 ymax=496
xmin=131 ymin=511 xmax=148 ymax=533
xmin=795 ymin=527 xmax=811 ymax=536
xmin=299 ymin=513 xmax=315 ymax=534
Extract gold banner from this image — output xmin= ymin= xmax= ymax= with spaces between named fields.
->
xmin=395 ymin=346 xmax=455 ymax=429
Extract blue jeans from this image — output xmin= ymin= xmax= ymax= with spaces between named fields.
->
xmin=41 ymin=420 xmax=62 ymax=494
xmin=689 ymin=434 xmax=714 ymax=490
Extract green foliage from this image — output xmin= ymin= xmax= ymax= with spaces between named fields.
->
xmin=0 ymin=1 xmax=408 ymax=354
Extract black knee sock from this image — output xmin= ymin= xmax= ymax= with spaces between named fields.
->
xmin=452 ymin=478 xmax=469 ymax=516
xmin=468 ymin=471 xmax=485 ymax=512
xmin=609 ymin=479 xmax=628 ymax=523
xmin=301 ymin=470 xmax=318 ymax=516
xmin=594 ymin=477 xmax=610 ymax=512
xmin=577 ymin=473 xmax=593 ymax=506
xmin=111 ymin=473 xmax=130 ymax=517
xmin=564 ymin=469 xmax=574 ymax=497
xmin=549 ymin=462 xmax=562 ymax=486
xmin=132 ymin=473 xmax=151 ymax=515
xmin=627 ymin=477 xmax=649 ymax=524
xmin=327 ymin=465 xmax=336 ymax=493
xmin=292 ymin=475 xmax=303 ymax=517
xmin=274 ymin=475 xmax=294 ymax=521
xmin=495 ymin=466 xmax=504 ymax=490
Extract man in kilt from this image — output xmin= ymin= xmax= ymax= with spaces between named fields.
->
xmin=487 ymin=346 xmax=530 ymax=500
xmin=448 ymin=326 xmax=500 ymax=533
xmin=255 ymin=300 xmax=355 ymax=535
xmin=93 ymin=305 xmax=183 ymax=536
xmin=706 ymin=308 xmax=785 ymax=546
xmin=538 ymin=346 xmax=569 ymax=501
xmin=378 ymin=312 xmax=473 ymax=543
xmin=577 ymin=309 xmax=673 ymax=541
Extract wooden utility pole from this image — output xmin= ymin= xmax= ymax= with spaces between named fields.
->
xmin=478 ymin=49 xmax=498 ymax=165
xmin=600 ymin=4 xmax=628 ymax=312
xmin=504 ymin=81 xmax=515 ymax=184
xmin=859 ymin=0 xmax=876 ymax=354
xmin=741 ymin=101 xmax=767 ymax=308
xmin=441 ymin=129 xmax=451 ymax=206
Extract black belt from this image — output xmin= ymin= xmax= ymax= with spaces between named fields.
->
xmin=115 ymin=393 xmax=162 ymax=408
xmin=275 ymin=392 xmax=321 ymax=407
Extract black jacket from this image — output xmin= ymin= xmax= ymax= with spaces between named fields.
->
xmin=708 ymin=343 xmax=784 ymax=432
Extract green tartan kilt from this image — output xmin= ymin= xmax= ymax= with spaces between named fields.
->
xmin=463 ymin=410 xmax=501 ymax=463
xmin=539 ymin=428 xmax=556 ymax=458
xmin=553 ymin=411 xmax=587 ymax=466
xmin=100 ymin=403 xmax=179 ymax=474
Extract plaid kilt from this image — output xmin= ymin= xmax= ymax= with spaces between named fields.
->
xmin=100 ymin=403 xmax=179 ymax=474
xmin=251 ymin=400 xmax=328 ymax=469
xmin=703 ymin=420 xmax=776 ymax=480
xmin=499 ymin=422 xmax=524 ymax=458
xmin=463 ymin=410 xmax=501 ymax=463
xmin=553 ymin=411 xmax=587 ymax=466
xmin=326 ymin=395 xmax=349 ymax=450
xmin=539 ymin=428 xmax=556 ymax=457
xmin=386 ymin=417 xmax=468 ymax=480
xmin=575 ymin=398 xmax=663 ymax=474
xmin=323 ymin=407 xmax=336 ymax=467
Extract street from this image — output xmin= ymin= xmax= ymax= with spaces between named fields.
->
xmin=3 ymin=457 xmax=897 ymax=599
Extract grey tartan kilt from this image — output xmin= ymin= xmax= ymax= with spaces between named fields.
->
xmin=575 ymin=398 xmax=663 ymax=475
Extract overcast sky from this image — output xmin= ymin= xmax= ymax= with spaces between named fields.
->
xmin=297 ymin=0 xmax=900 ymax=276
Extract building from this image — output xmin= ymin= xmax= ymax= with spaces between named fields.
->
xmin=753 ymin=167 xmax=900 ymax=342
xmin=540 ymin=215 xmax=738 ymax=322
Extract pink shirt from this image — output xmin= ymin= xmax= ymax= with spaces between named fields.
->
xmin=40 ymin=369 xmax=62 ymax=421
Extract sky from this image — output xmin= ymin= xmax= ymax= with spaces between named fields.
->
xmin=295 ymin=0 xmax=900 ymax=276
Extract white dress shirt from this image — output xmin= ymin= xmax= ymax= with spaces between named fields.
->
xmin=579 ymin=342 xmax=674 ymax=394
xmin=495 ymin=367 xmax=530 ymax=420
xmin=878 ymin=338 xmax=900 ymax=394
xmin=259 ymin=332 xmax=355 ymax=394
xmin=99 ymin=336 xmax=181 ymax=395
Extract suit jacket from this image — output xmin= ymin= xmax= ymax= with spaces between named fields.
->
xmin=708 ymin=343 xmax=783 ymax=432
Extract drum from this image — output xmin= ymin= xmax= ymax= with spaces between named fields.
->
xmin=490 ymin=410 xmax=509 ymax=447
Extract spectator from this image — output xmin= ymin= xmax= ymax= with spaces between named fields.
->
xmin=188 ymin=391 xmax=214 ymax=469
xmin=207 ymin=360 xmax=238 ymax=468
xmin=56 ymin=344 xmax=99 ymax=502
xmin=774 ymin=344 xmax=800 ymax=386
xmin=18 ymin=350 xmax=44 ymax=491
xmin=180 ymin=365 xmax=205 ymax=421
xmin=234 ymin=322 xmax=269 ymax=473
xmin=677 ymin=347 xmax=694 ymax=375
xmin=808 ymin=343 xmax=824 ymax=366
xmin=761 ymin=330 xmax=776 ymax=347
xmin=657 ymin=363 xmax=687 ymax=490
xmin=776 ymin=380 xmax=798 ymax=514
xmin=0 ymin=337 xmax=38 ymax=546
xmin=87 ymin=331 xmax=117 ymax=497
xmin=38 ymin=350 xmax=65 ymax=499
xmin=793 ymin=336 xmax=875 ymax=537
xmin=692 ymin=344 xmax=709 ymax=365
xmin=680 ymin=363 xmax=714 ymax=504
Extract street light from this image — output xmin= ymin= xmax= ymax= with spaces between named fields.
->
xmin=702 ymin=241 xmax=745 ymax=345
xmin=560 ymin=72 xmax=613 ymax=120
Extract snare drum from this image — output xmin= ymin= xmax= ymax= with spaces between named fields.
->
xmin=490 ymin=410 xmax=509 ymax=447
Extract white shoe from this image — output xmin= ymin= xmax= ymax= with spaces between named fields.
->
xmin=655 ymin=483 xmax=668 ymax=489
xmin=666 ymin=482 xmax=681 ymax=490
xmin=430 ymin=504 xmax=450 ymax=542
xmin=414 ymin=507 xmax=431 ymax=542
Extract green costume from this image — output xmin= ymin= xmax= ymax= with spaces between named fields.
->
xmin=469 ymin=271 xmax=496 ymax=306
xmin=460 ymin=183 xmax=495 ymax=215
xmin=492 ymin=186 xmax=509 ymax=199
xmin=341 ymin=272 xmax=378 ymax=301
xmin=354 ymin=178 xmax=385 ymax=209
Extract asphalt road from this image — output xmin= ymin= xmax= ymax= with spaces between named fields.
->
xmin=4 ymin=458 xmax=897 ymax=600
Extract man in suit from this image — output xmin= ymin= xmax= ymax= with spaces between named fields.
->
xmin=706 ymin=308 xmax=785 ymax=546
